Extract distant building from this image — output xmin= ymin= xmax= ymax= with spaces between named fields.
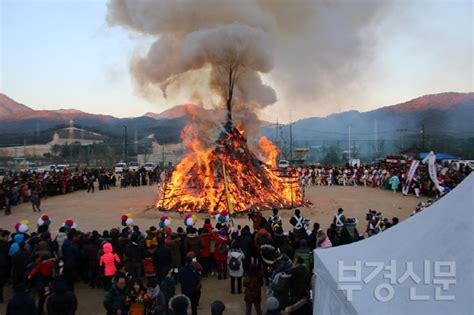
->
xmin=0 ymin=123 xmax=105 ymax=158
xmin=50 ymin=121 xmax=105 ymax=145
xmin=137 ymin=142 xmax=184 ymax=167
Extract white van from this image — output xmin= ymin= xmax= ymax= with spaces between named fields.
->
xmin=278 ymin=160 xmax=290 ymax=169
xmin=128 ymin=162 xmax=140 ymax=172
xmin=115 ymin=162 xmax=128 ymax=173
xmin=144 ymin=162 xmax=155 ymax=172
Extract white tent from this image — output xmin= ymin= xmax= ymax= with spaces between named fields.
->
xmin=313 ymin=173 xmax=474 ymax=315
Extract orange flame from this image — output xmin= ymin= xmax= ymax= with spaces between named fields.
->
xmin=157 ymin=127 xmax=302 ymax=213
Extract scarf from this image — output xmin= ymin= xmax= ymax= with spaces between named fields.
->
xmin=147 ymin=285 xmax=160 ymax=299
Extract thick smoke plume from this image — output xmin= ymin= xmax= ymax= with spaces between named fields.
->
xmin=107 ymin=0 xmax=386 ymax=125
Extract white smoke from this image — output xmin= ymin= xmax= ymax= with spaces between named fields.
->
xmin=107 ymin=0 xmax=387 ymax=120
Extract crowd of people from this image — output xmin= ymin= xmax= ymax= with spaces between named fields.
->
xmin=0 ymin=204 xmax=362 ymax=315
xmin=0 ymin=169 xmax=457 ymax=315
xmin=0 ymin=160 xmax=467 ymax=314
xmin=0 ymin=166 xmax=166 ymax=216
xmin=295 ymin=162 xmax=470 ymax=198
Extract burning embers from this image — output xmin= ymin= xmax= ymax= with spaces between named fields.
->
xmin=157 ymin=125 xmax=302 ymax=213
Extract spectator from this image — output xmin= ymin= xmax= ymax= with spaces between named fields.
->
xmin=46 ymin=280 xmax=78 ymax=315
xmin=0 ymin=230 xmax=10 ymax=303
xmin=238 ymin=225 xmax=253 ymax=272
xmin=125 ymin=278 xmax=146 ymax=315
xmin=213 ymin=229 xmax=230 ymax=280
xmin=289 ymin=257 xmax=310 ymax=302
xmin=62 ymin=232 xmax=80 ymax=269
xmin=264 ymin=297 xmax=281 ymax=315
xmin=178 ymin=256 xmax=201 ymax=315
xmin=144 ymin=278 xmax=167 ymax=315
xmin=211 ymin=300 xmax=226 ymax=315
xmin=168 ymin=294 xmax=190 ymax=315
xmin=333 ymin=208 xmax=346 ymax=230
xmin=293 ymin=239 xmax=313 ymax=271
xmin=100 ymin=243 xmax=121 ymax=290
xmin=153 ymin=237 xmax=172 ymax=280
xmin=228 ymin=241 xmax=245 ymax=294
xmin=198 ymin=227 xmax=211 ymax=277
xmin=103 ymin=275 xmax=128 ymax=315
xmin=316 ymin=230 xmax=332 ymax=249
xmin=243 ymin=264 xmax=264 ymax=315
xmin=6 ymin=283 xmax=37 ymax=315
xmin=124 ymin=234 xmax=145 ymax=279
xmin=165 ymin=232 xmax=182 ymax=275
xmin=183 ymin=227 xmax=204 ymax=259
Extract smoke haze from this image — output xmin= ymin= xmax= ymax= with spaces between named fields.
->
xmin=107 ymin=0 xmax=388 ymax=124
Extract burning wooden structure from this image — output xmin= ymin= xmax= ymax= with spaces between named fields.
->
xmin=157 ymin=65 xmax=303 ymax=213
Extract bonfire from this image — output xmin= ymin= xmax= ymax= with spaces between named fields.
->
xmin=157 ymin=64 xmax=304 ymax=214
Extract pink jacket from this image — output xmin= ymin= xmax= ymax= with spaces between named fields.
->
xmin=99 ymin=243 xmax=120 ymax=276
xmin=319 ymin=237 xmax=333 ymax=249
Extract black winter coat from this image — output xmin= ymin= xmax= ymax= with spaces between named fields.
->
xmin=7 ymin=292 xmax=37 ymax=315
xmin=47 ymin=281 xmax=78 ymax=315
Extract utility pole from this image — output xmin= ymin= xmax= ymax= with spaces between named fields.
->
xmin=397 ymin=128 xmax=408 ymax=151
xmin=289 ymin=121 xmax=293 ymax=163
xmin=275 ymin=118 xmax=280 ymax=160
xmin=161 ymin=145 xmax=165 ymax=167
xmin=348 ymin=125 xmax=352 ymax=160
xmin=374 ymin=119 xmax=378 ymax=155
xmin=122 ymin=125 xmax=128 ymax=164
xmin=421 ymin=124 xmax=425 ymax=149
xmin=134 ymin=128 xmax=138 ymax=156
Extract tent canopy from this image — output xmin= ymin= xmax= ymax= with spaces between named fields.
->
xmin=314 ymin=173 xmax=474 ymax=315
xmin=419 ymin=152 xmax=459 ymax=161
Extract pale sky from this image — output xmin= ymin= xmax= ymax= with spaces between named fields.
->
xmin=1 ymin=0 xmax=472 ymax=123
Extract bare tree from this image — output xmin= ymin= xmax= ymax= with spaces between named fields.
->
xmin=223 ymin=61 xmax=245 ymax=132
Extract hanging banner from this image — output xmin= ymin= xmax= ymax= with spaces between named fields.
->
xmin=222 ymin=161 xmax=234 ymax=214
xmin=402 ymin=160 xmax=420 ymax=195
xmin=422 ymin=151 xmax=445 ymax=193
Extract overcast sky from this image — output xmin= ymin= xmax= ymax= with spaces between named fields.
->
xmin=1 ymin=0 xmax=472 ymax=123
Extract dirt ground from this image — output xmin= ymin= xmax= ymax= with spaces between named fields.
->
xmin=0 ymin=183 xmax=426 ymax=314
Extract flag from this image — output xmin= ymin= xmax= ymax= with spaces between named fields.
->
xmin=222 ymin=161 xmax=234 ymax=214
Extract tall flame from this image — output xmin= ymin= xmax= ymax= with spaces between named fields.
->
xmin=157 ymin=127 xmax=302 ymax=213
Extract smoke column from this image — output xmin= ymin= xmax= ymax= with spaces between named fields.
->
xmin=107 ymin=0 xmax=386 ymax=124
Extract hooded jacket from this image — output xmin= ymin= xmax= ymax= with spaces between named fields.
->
xmin=318 ymin=237 xmax=333 ymax=249
xmin=228 ymin=249 xmax=245 ymax=277
xmin=124 ymin=240 xmax=144 ymax=264
xmin=100 ymin=243 xmax=120 ymax=276
xmin=178 ymin=263 xmax=201 ymax=297
xmin=8 ymin=234 xmax=24 ymax=257
xmin=145 ymin=285 xmax=167 ymax=315
xmin=46 ymin=281 xmax=78 ymax=315
xmin=243 ymin=275 xmax=264 ymax=303
xmin=183 ymin=233 xmax=204 ymax=258
xmin=54 ymin=232 xmax=67 ymax=257
xmin=165 ymin=236 xmax=182 ymax=269
xmin=6 ymin=291 xmax=37 ymax=315
xmin=103 ymin=283 xmax=128 ymax=315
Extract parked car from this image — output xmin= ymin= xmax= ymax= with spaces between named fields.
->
xmin=55 ymin=164 xmax=69 ymax=172
xmin=278 ymin=160 xmax=290 ymax=169
xmin=128 ymin=162 xmax=140 ymax=172
xmin=115 ymin=162 xmax=128 ymax=173
xmin=144 ymin=162 xmax=155 ymax=172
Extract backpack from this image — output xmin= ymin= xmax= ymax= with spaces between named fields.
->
xmin=229 ymin=255 xmax=241 ymax=271
xmin=218 ymin=242 xmax=229 ymax=254
xmin=143 ymin=257 xmax=156 ymax=276
xmin=271 ymin=271 xmax=292 ymax=293
xmin=259 ymin=234 xmax=270 ymax=246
